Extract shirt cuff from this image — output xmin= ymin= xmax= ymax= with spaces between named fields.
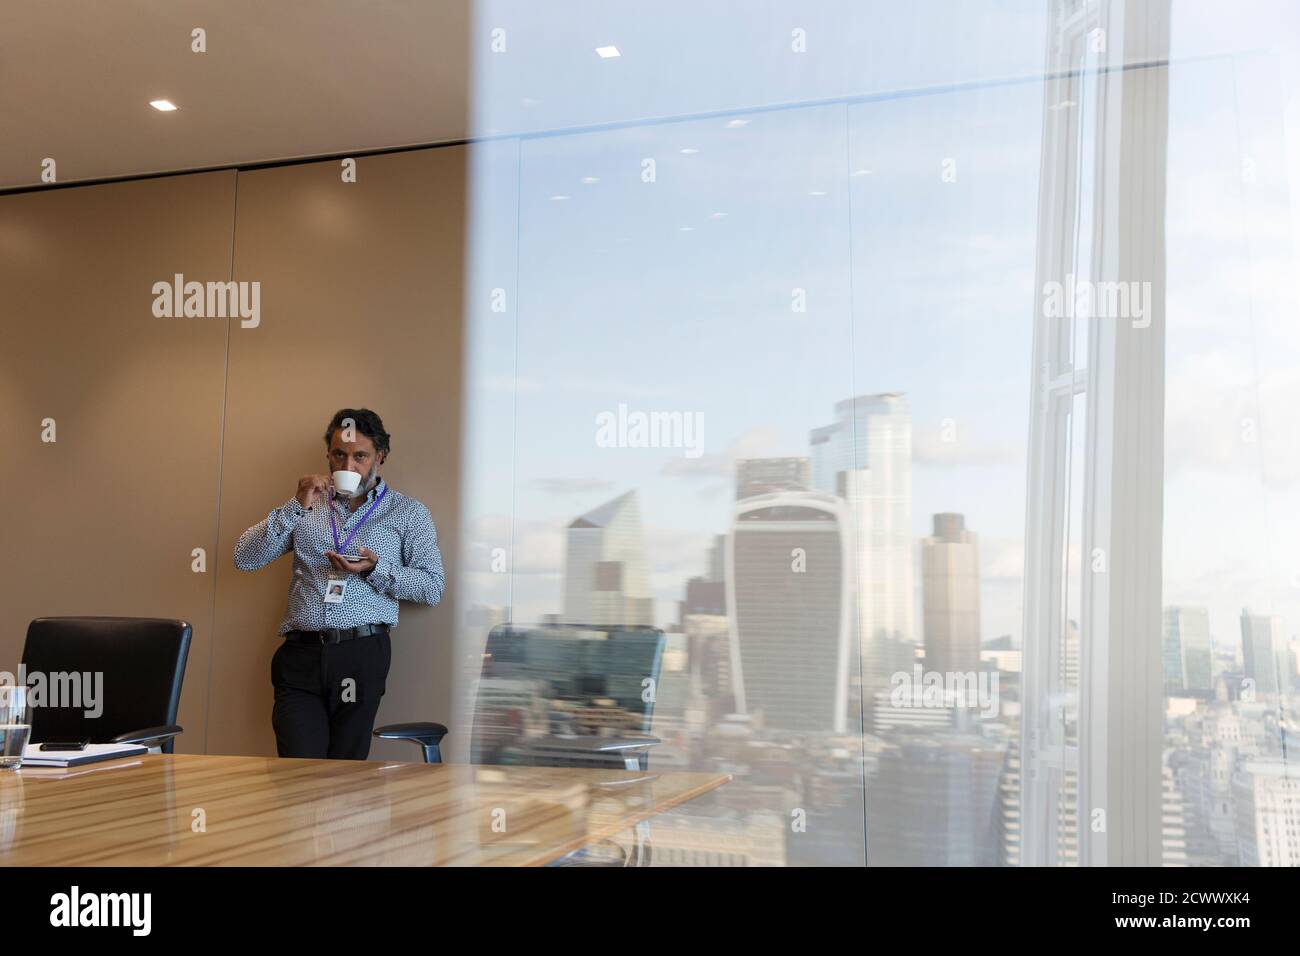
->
xmin=274 ymin=496 xmax=306 ymax=534
xmin=366 ymin=558 xmax=395 ymax=593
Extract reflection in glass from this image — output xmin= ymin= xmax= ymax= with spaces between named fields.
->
xmin=456 ymin=0 xmax=1300 ymax=865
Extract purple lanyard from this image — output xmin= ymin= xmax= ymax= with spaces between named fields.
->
xmin=327 ymin=481 xmax=388 ymax=554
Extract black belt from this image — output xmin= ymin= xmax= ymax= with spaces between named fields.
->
xmin=284 ymin=624 xmax=389 ymax=645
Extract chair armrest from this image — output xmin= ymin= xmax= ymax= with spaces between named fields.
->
xmin=373 ymin=722 xmax=450 ymax=764
xmin=373 ymin=722 xmax=449 ymax=743
xmin=109 ymin=724 xmax=183 ymax=748
xmin=545 ymin=736 xmax=662 ymax=776
xmin=543 ymin=735 xmax=660 ymax=754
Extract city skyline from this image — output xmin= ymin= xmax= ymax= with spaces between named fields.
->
xmin=449 ymin=0 xmax=1300 ymax=867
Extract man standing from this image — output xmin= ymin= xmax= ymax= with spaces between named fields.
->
xmin=234 ymin=408 xmax=444 ymax=759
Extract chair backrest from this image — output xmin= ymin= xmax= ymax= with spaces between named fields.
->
xmin=469 ymin=623 xmax=664 ymax=767
xmin=21 ymin=617 xmax=192 ymax=753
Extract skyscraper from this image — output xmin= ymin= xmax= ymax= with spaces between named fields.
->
xmin=563 ymin=491 xmax=653 ymax=627
xmin=922 ymin=513 xmax=981 ymax=676
xmin=1239 ymin=610 xmax=1282 ymax=698
xmin=726 ymin=490 xmax=854 ymax=733
xmin=684 ymin=611 xmax=732 ymax=718
xmin=810 ymin=392 xmax=915 ymax=695
xmin=706 ymin=533 xmax=726 ymax=584
xmin=865 ymin=734 xmax=1006 ymax=866
xmin=1163 ymin=606 xmax=1213 ymax=695
xmin=1234 ymin=760 xmax=1300 ymax=866
xmin=735 ymin=456 xmax=810 ymax=500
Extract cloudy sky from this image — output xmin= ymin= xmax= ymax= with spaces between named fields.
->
xmin=454 ymin=1 xmax=1300 ymax=660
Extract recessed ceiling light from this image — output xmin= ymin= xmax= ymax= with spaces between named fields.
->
xmin=852 ymin=168 xmax=873 ymax=176
xmin=679 ymin=226 xmax=694 ymax=232
xmin=809 ymin=190 xmax=827 ymax=196
xmin=596 ymin=45 xmax=621 ymax=58
xmin=679 ymin=147 xmax=699 ymax=155
xmin=582 ymin=176 xmax=599 ymax=184
xmin=726 ymin=119 xmax=749 ymax=128
xmin=710 ymin=212 xmax=727 ymax=219
xmin=149 ymin=99 xmax=178 ymax=111
xmin=550 ymin=194 xmax=570 ymax=201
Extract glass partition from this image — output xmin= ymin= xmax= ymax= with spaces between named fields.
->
xmin=457 ymin=0 xmax=1300 ymax=866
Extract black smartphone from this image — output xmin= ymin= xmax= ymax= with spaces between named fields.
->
xmin=39 ymin=740 xmax=89 ymax=751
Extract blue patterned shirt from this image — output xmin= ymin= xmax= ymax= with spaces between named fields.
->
xmin=233 ymin=478 xmax=445 ymax=634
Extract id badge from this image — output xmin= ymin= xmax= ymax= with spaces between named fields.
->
xmin=324 ymin=578 xmax=348 ymax=603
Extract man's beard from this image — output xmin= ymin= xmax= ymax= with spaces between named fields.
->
xmin=356 ymin=463 xmax=380 ymax=496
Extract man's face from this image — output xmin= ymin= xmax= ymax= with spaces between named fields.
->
xmin=327 ymin=431 xmax=383 ymax=478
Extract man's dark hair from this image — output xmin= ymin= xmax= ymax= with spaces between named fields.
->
xmin=324 ymin=408 xmax=391 ymax=460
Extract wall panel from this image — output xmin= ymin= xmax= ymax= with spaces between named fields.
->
xmin=207 ymin=148 xmax=465 ymax=757
xmin=0 ymin=170 xmax=238 ymax=752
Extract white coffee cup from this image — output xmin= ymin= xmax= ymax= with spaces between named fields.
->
xmin=331 ymin=470 xmax=362 ymax=496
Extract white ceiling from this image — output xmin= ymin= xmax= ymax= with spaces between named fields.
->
xmin=0 ymin=0 xmax=471 ymax=190
xmin=0 ymin=0 xmax=1068 ymax=193
xmin=6 ymin=1 xmax=1250 ymax=194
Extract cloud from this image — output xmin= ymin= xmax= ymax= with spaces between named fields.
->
xmin=660 ymin=425 xmax=780 ymax=480
xmin=528 ymin=477 xmax=618 ymax=496
xmin=561 ymin=380 xmax=685 ymax=399
xmin=1165 ymin=351 xmax=1300 ymax=487
xmin=476 ymin=375 xmax=543 ymax=393
xmin=979 ymin=536 xmax=1025 ymax=584
xmin=696 ymin=481 xmax=730 ymax=502
xmin=645 ymin=525 xmax=719 ymax=593
xmin=462 ymin=513 xmax=566 ymax=576
xmin=913 ymin=426 xmax=1020 ymax=468
xmin=476 ymin=373 xmax=685 ymax=400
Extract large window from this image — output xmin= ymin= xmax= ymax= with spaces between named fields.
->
xmin=454 ymin=0 xmax=1300 ymax=866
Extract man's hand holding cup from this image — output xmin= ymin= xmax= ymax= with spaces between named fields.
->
xmin=296 ymin=474 xmax=329 ymax=510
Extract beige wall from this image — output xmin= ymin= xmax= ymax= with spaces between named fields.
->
xmin=0 ymin=148 xmax=465 ymax=759
xmin=0 ymin=171 xmax=237 ymax=751
xmin=209 ymin=147 xmax=464 ymax=757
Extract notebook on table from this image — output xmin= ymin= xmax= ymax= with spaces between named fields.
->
xmin=20 ymin=742 xmax=149 ymax=768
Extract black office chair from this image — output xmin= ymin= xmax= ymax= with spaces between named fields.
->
xmin=22 ymin=616 xmax=192 ymax=753
xmin=375 ymin=623 xmax=665 ymax=865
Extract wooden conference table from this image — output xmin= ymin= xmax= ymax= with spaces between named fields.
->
xmin=0 ymin=753 xmax=731 ymax=866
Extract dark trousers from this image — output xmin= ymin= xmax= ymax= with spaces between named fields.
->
xmin=271 ymin=631 xmax=391 ymax=760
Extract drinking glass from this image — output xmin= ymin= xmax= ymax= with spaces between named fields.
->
xmin=0 ymin=686 xmax=31 ymax=770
